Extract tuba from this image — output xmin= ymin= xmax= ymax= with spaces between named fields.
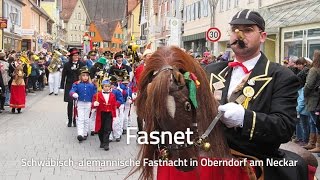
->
xmin=48 ymin=50 xmax=63 ymax=73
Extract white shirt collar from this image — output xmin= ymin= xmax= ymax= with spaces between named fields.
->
xmin=234 ymin=53 xmax=261 ymax=72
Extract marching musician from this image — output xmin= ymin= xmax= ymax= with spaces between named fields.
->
xmin=60 ymin=48 xmax=85 ymax=127
xmin=92 ymin=79 xmax=120 ymax=151
xmin=86 ymin=51 xmax=97 ymax=70
xmin=48 ymin=50 xmax=63 ymax=95
xmin=69 ymin=66 xmax=97 ymax=142
xmin=109 ymin=79 xmax=124 ymax=142
xmin=108 ymin=52 xmax=132 ymax=79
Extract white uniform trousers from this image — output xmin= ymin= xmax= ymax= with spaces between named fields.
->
xmin=49 ymin=71 xmax=61 ymax=94
xmin=110 ymin=104 xmax=124 ymax=140
xmin=90 ymin=110 xmax=96 ymax=132
xmin=76 ymin=101 xmax=91 ymax=137
xmin=122 ymin=101 xmax=132 ymax=130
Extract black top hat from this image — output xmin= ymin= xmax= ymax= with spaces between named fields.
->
xmin=114 ymin=52 xmax=123 ymax=59
xmin=229 ymin=9 xmax=265 ymax=31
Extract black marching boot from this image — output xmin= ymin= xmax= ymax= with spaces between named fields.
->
xmin=98 ymin=133 xmax=104 ymax=148
xmin=11 ymin=108 xmax=16 ymax=113
xmin=103 ymin=132 xmax=111 ymax=151
xmin=17 ymin=108 xmax=21 ymax=113
xmin=67 ymin=119 xmax=72 ymax=127
xmin=73 ymin=119 xmax=76 ymax=127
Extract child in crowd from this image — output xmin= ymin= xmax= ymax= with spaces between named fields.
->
xmin=93 ymin=79 xmax=120 ymax=151
xmin=109 ymin=81 xmax=124 ymax=142
xmin=119 ymin=77 xmax=133 ymax=135
xmin=69 ymin=67 xmax=97 ymax=142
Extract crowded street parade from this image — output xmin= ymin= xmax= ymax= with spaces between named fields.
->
xmin=0 ymin=0 xmax=320 ymax=179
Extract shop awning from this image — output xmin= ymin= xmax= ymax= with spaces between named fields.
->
xmin=259 ymin=0 xmax=320 ymax=34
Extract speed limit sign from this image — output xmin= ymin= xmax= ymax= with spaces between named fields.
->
xmin=206 ymin=28 xmax=221 ymax=42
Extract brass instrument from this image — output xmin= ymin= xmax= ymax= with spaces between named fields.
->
xmin=48 ymin=50 xmax=63 ymax=73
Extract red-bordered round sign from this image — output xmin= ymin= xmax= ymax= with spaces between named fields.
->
xmin=206 ymin=28 xmax=221 ymax=42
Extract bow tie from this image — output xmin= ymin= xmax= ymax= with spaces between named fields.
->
xmin=228 ymin=61 xmax=251 ymax=74
xmin=103 ymin=92 xmax=110 ymax=94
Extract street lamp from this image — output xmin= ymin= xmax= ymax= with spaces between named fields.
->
xmin=9 ymin=12 xmax=18 ymax=51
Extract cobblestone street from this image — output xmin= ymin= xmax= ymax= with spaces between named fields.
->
xmin=1 ymin=89 xmax=320 ymax=179
xmin=0 ymin=89 xmax=140 ymax=180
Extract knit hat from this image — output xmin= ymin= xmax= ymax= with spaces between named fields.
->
xmin=229 ymin=9 xmax=265 ymax=31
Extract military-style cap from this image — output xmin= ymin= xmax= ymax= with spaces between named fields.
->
xmin=88 ymin=51 xmax=97 ymax=56
xmin=80 ymin=66 xmax=90 ymax=74
xmin=229 ymin=9 xmax=265 ymax=31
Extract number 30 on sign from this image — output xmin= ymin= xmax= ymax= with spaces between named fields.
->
xmin=206 ymin=28 xmax=221 ymax=42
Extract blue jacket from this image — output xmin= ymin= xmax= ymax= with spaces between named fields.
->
xmin=297 ymin=88 xmax=309 ymax=116
xmin=69 ymin=81 xmax=97 ymax=102
xmin=112 ymin=89 xmax=124 ymax=105
xmin=86 ymin=59 xmax=94 ymax=70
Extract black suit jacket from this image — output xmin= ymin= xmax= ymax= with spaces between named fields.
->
xmin=205 ymin=53 xmax=300 ymax=159
xmin=60 ymin=61 xmax=85 ymax=102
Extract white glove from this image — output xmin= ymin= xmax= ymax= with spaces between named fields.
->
xmin=218 ymin=102 xmax=245 ymax=128
xmin=57 ymin=65 xmax=61 ymax=68
xmin=132 ymin=92 xmax=137 ymax=100
xmin=93 ymin=101 xmax=100 ymax=107
xmin=72 ymin=93 xmax=79 ymax=99
xmin=128 ymin=98 xmax=133 ymax=104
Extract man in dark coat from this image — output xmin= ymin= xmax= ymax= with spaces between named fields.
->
xmin=108 ymin=52 xmax=132 ymax=77
xmin=60 ymin=48 xmax=85 ymax=127
xmin=205 ymin=9 xmax=307 ymax=180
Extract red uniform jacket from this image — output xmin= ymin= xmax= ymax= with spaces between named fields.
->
xmin=92 ymin=91 xmax=119 ymax=132
xmin=133 ymin=64 xmax=144 ymax=92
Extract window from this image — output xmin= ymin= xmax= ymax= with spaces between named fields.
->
xmin=284 ymin=32 xmax=292 ymax=39
xmin=195 ymin=3 xmax=198 ymax=19
xmin=219 ymin=0 xmax=224 ymax=12
xmin=227 ymin=0 xmax=231 ymax=10
xmin=235 ymin=0 xmax=239 ymax=7
xmin=77 ymin=13 xmax=81 ymax=20
xmin=308 ymin=28 xmax=320 ymax=37
xmin=191 ymin=3 xmax=195 ymax=20
xmin=112 ymin=43 xmax=116 ymax=48
xmin=183 ymin=7 xmax=186 ymax=22
xmin=283 ymin=28 xmax=320 ymax=60
xmin=203 ymin=0 xmax=208 ymax=16
xmin=4 ymin=3 xmax=8 ymax=18
xmin=90 ymin=32 xmax=95 ymax=37
xmin=103 ymin=42 xmax=109 ymax=48
xmin=197 ymin=1 xmax=201 ymax=18
xmin=248 ymin=0 xmax=254 ymax=3
xmin=187 ymin=5 xmax=191 ymax=21
xmin=70 ymin=34 xmax=73 ymax=41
